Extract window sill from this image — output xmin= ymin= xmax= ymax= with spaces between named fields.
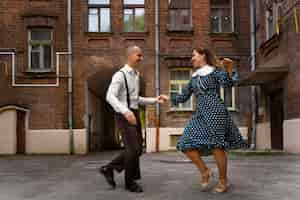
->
xmin=24 ymin=69 xmax=55 ymax=74
xmin=166 ymin=24 xmax=194 ymax=34
xmin=227 ymin=107 xmax=239 ymax=112
xmin=120 ymin=31 xmax=149 ymax=37
xmin=22 ymin=69 xmax=56 ymax=79
xmin=85 ymin=32 xmax=113 ymax=37
xmin=209 ymin=32 xmax=238 ymax=40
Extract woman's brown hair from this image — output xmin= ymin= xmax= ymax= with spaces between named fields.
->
xmin=193 ymin=47 xmax=218 ymax=67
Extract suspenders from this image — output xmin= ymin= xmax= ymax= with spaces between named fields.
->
xmin=120 ymin=70 xmax=131 ymax=108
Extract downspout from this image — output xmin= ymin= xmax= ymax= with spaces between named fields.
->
xmin=155 ymin=0 xmax=160 ymax=152
xmin=67 ymin=0 xmax=74 ymax=154
xmin=250 ymin=0 xmax=257 ymax=149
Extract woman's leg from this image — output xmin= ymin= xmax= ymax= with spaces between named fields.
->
xmin=184 ymin=149 xmax=208 ymax=173
xmin=212 ymin=148 xmax=229 ymax=192
xmin=211 ymin=148 xmax=227 ymax=183
xmin=184 ymin=149 xmax=212 ymax=189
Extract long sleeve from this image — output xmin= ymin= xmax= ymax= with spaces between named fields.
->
xmin=171 ymin=79 xmax=193 ymax=106
xmin=215 ymin=69 xmax=233 ymax=88
xmin=106 ymin=72 xmax=130 ymax=114
xmin=138 ymin=96 xmax=157 ymax=105
xmin=231 ymin=71 xmax=239 ymax=85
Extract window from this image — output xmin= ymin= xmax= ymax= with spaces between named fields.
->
xmin=218 ymin=57 xmax=238 ymax=110
xmin=123 ymin=0 xmax=145 ymax=32
xmin=28 ymin=29 xmax=53 ymax=70
xmin=88 ymin=0 xmax=111 ymax=32
xmin=168 ymin=0 xmax=192 ymax=31
xmin=220 ymin=87 xmax=236 ymax=111
xmin=211 ymin=0 xmax=234 ymax=33
xmin=265 ymin=2 xmax=282 ymax=40
xmin=170 ymin=69 xmax=193 ymax=111
xmin=266 ymin=7 xmax=275 ymax=39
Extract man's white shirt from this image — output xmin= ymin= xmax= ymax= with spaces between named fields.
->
xmin=106 ymin=64 xmax=157 ymax=114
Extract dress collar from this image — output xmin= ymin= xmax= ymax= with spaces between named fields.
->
xmin=192 ymin=65 xmax=215 ymax=77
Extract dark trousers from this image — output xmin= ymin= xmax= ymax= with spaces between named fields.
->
xmin=107 ymin=109 xmax=143 ymax=186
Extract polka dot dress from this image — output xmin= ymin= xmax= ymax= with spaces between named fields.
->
xmin=172 ymin=68 xmax=248 ymax=156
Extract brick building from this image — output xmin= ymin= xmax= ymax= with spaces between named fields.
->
xmin=0 ymin=0 xmax=251 ymax=154
xmin=239 ymin=0 xmax=300 ymax=153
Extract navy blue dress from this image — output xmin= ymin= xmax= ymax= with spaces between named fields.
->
xmin=172 ymin=68 xmax=248 ymax=155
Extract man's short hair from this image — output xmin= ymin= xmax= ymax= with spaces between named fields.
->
xmin=126 ymin=46 xmax=141 ymax=56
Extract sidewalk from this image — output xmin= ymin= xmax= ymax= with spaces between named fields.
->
xmin=0 ymin=151 xmax=300 ymax=200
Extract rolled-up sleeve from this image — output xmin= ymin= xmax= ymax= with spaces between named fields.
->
xmin=215 ymin=69 xmax=233 ymax=88
xmin=106 ymin=72 xmax=130 ymax=114
xmin=138 ymin=96 xmax=157 ymax=105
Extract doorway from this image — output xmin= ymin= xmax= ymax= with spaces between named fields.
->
xmin=269 ymin=89 xmax=284 ymax=150
xmin=86 ymin=67 xmax=122 ymax=152
xmin=16 ymin=110 xmax=26 ymax=154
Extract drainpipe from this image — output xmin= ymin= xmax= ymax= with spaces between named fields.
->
xmin=67 ymin=0 xmax=74 ymax=154
xmin=155 ymin=0 xmax=160 ymax=152
xmin=250 ymin=0 xmax=257 ymax=149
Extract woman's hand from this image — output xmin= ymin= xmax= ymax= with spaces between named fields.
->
xmin=219 ymin=58 xmax=233 ymax=76
xmin=156 ymin=95 xmax=169 ymax=103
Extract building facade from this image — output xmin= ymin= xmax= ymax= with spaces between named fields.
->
xmin=0 ymin=0 xmax=251 ymax=154
xmin=239 ymin=0 xmax=300 ymax=153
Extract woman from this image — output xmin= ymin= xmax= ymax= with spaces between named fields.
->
xmin=172 ymin=48 xmax=248 ymax=193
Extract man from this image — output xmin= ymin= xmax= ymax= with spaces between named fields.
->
xmin=100 ymin=46 xmax=167 ymax=193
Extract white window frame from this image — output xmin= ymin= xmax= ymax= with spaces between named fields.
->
xmin=88 ymin=0 xmax=111 ymax=32
xmin=211 ymin=0 xmax=235 ymax=33
xmin=123 ymin=0 xmax=145 ymax=32
xmin=220 ymin=86 xmax=237 ymax=111
xmin=169 ymin=68 xmax=193 ymax=111
xmin=28 ymin=29 xmax=53 ymax=71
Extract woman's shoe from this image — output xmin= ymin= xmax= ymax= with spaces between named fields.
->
xmin=213 ymin=181 xmax=229 ymax=193
xmin=200 ymin=170 xmax=213 ymax=191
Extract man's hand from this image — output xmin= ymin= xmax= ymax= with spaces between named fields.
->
xmin=124 ymin=111 xmax=137 ymax=125
xmin=156 ymin=95 xmax=169 ymax=103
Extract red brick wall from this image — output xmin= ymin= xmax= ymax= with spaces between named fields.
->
xmin=1 ymin=0 xmax=251 ymax=130
xmin=0 ymin=0 xmax=68 ymax=129
xmin=256 ymin=1 xmax=300 ymax=120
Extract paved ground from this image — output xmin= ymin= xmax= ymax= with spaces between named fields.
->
xmin=0 ymin=151 xmax=300 ymax=200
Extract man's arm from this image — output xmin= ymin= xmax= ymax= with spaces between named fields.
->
xmin=106 ymin=71 xmax=137 ymax=125
xmin=139 ymin=95 xmax=169 ymax=105
xmin=106 ymin=72 xmax=130 ymax=115
xmin=138 ymin=96 xmax=157 ymax=105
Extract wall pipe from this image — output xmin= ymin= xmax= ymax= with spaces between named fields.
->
xmin=67 ymin=0 xmax=74 ymax=154
xmin=250 ymin=0 xmax=257 ymax=149
xmin=0 ymin=51 xmax=69 ymax=87
xmin=154 ymin=0 xmax=160 ymax=152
